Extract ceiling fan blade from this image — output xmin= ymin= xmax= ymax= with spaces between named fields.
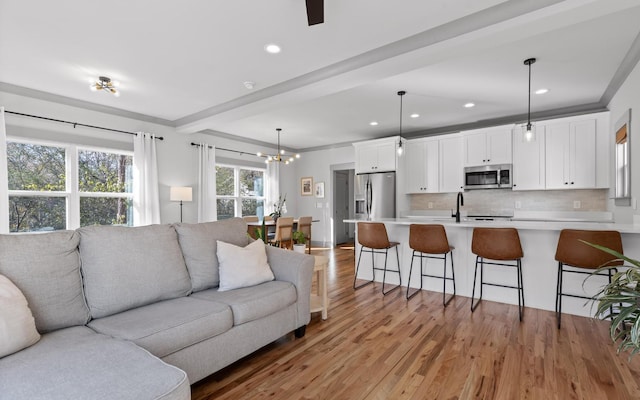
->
xmin=306 ymin=0 xmax=324 ymax=26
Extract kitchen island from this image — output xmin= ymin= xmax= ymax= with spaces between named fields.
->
xmin=344 ymin=217 xmax=640 ymax=318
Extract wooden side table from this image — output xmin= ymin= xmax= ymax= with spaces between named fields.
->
xmin=311 ymin=255 xmax=329 ymax=320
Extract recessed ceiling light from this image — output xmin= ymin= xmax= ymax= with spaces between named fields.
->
xmin=535 ymin=88 xmax=549 ymax=95
xmin=369 ymin=121 xmax=378 ymax=126
xmin=410 ymin=113 xmax=420 ymax=118
xmin=464 ymin=102 xmax=475 ymax=108
xmin=264 ymin=44 xmax=281 ymax=54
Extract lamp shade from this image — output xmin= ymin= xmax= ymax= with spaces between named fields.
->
xmin=170 ymin=186 xmax=193 ymax=202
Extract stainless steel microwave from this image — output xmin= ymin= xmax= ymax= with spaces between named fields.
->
xmin=463 ymin=164 xmax=512 ymax=190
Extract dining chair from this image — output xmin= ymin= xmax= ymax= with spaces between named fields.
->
xmin=296 ymin=216 xmax=313 ymax=254
xmin=270 ymin=217 xmax=294 ymax=249
xmin=243 ymin=215 xmax=259 ymax=239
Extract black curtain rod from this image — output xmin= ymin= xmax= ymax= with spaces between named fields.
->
xmin=190 ymin=142 xmax=259 ymax=157
xmin=4 ymin=110 xmax=164 ymax=140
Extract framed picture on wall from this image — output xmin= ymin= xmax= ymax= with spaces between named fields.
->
xmin=315 ymin=182 xmax=325 ymax=198
xmin=301 ymin=177 xmax=313 ymax=196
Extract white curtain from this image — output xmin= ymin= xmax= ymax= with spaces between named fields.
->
xmin=133 ymin=132 xmax=161 ymax=226
xmin=0 ymin=107 xmax=8 ymax=233
xmin=197 ymin=143 xmax=217 ymax=222
xmin=265 ymin=162 xmax=280 ymax=216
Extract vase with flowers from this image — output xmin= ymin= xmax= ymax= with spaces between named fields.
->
xmin=269 ymin=194 xmax=287 ymax=222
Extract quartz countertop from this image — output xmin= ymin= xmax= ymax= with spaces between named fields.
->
xmin=344 ymin=217 xmax=640 ymax=234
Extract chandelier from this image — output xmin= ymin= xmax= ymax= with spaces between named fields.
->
xmin=257 ymin=128 xmax=300 ymax=164
xmin=90 ymin=76 xmax=120 ymax=97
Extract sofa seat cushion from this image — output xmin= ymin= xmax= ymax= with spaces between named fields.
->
xmin=0 ymin=326 xmax=189 ymax=400
xmin=192 ymin=281 xmax=296 ymax=326
xmin=88 ymin=297 xmax=232 ymax=358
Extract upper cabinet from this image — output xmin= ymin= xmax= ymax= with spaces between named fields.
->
xmin=463 ymin=126 xmax=512 ymax=166
xmin=439 ymin=135 xmax=464 ymax=193
xmin=404 ymin=138 xmax=439 ymax=193
xmin=354 ymin=137 xmax=398 ymax=174
xmin=545 ymin=119 xmax=596 ymax=189
xmin=512 ymin=125 xmax=545 ymax=191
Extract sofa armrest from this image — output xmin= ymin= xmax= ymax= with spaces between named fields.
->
xmin=265 ymin=246 xmax=314 ymax=328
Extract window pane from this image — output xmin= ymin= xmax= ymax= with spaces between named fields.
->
xmin=216 ymin=199 xmax=235 ymax=220
xmin=79 ymin=150 xmax=133 ymax=193
xmin=7 ymin=142 xmax=65 ymax=191
xmin=242 ymin=198 xmax=264 ymax=217
xmin=80 ymin=197 xmax=132 ymax=227
xmin=9 ymin=196 xmax=66 ymax=232
xmin=240 ymin=169 xmax=264 ymax=197
xmin=216 ymin=166 xmax=235 ymax=196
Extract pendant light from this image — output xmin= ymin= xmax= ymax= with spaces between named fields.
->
xmin=256 ymin=128 xmax=300 ymax=165
xmin=397 ymin=90 xmax=406 ymax=156
xmin=524 ymin=58 xmax=536 ymax=142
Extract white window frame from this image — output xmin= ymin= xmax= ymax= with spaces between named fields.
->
xmin=215 ymin=163 xmax=267 ymax=218
xmin=6 ymin=136 xmax=133 ymax=231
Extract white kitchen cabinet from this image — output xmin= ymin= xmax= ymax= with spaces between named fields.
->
xmin=545 ymin=119 xmax=596 ymax=189
xmin=439 ymin=135 xmax=464 ymax=193
xmin=404 ymin=138 xmax=438 ymax=193
xmin=463 ymin=126 xmax=512 ymax=166
xmin=354 ymin=137 xmax=397 ymax=174
xmin=512 ymin=125 xmax=545 ymax=191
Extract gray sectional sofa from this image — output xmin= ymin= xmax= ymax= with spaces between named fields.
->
xmin=0 ymin=218 xmax=314 ymax=400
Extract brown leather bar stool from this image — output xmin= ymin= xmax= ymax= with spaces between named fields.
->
xmin=555 ymin=229 xmax=623 ymax=329
xmin=354 ymin=222 xmax=401 ymax=295
xmin=471 ymin=228 xmax=525 ymax=321
xmin=406 ymin=224 xmax=456 ymax=306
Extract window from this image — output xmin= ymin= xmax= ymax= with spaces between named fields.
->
xmin=215 ymin=164 xmax=265 ymax=220
xmin=7 ymin=138 xmax=133 ymax=232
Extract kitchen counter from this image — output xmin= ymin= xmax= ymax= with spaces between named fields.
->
xmin=344 ymin=217 xmax=640 ymax=319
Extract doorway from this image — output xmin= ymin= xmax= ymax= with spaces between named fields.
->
xmin=333 ymin=167 xmax=354 ymax=245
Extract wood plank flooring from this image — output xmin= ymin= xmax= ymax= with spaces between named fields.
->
xmin=191 ymin=245 xmax=640 ymax=399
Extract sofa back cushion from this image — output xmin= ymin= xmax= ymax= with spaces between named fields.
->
xmin=78 ymin=224 xmax=191 ymax=319
xmin=174 ymin=218 xmax=249 ymax=292
xmin=0 ymin=230 xmax=90 ymax=333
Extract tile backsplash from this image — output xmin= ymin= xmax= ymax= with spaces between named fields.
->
xmin=409 ymin=189 xmax=608 ymax=215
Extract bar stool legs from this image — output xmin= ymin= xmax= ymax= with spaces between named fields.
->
xmin=471 ymin=256 xmax=525 ymax=321
xmin=353 ymin=245 xmax=401 ymax=295
xmin=406 ymin=250 xmax=456 ymax=306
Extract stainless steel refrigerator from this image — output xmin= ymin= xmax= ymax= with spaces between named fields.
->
xmin=354 ymin=172 xmax=396 ymax=220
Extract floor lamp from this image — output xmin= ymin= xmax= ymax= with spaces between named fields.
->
xmin=170 ymin=186 xmax=192 ymax=223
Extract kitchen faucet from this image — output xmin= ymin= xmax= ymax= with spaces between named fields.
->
xmin=453 ymin=191 xmax=464 ymax=223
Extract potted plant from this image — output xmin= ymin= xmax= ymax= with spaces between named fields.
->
xmin=588 ymin=243 xmax=640 ymax=359
xmin=292 ymin=230 xmax=307 ymax=253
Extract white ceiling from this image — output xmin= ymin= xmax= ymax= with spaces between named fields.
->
xmin=1 ymin=0 xmax=640 ymax=150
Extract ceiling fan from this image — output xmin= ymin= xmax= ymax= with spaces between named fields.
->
xmin=306 ymin=0 xmax=324 ymax=25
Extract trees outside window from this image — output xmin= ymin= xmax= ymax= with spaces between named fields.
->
xmin=6 ymin=139 xmax=133 ymax=232
xmin=215 ymin=164 xmax=265 ymax=220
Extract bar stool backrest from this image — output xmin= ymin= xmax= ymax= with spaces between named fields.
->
xmin=409 ymin=224 xmax=450 ymax=254
xmin=472 ymin=228 xmax=523 ymax=260
xmin=555 ymin=229 xmax=623 ymax=269
xmin=357 ymin=222 xmax=391 ymax=249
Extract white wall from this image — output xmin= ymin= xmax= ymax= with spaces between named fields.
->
xmin=0 ymin=91 xmax=283 ymax=225
xmin=607 ymin=59 xmax=640 ymax=223
xmin=283 ymin=145 xmax=355 ymax=245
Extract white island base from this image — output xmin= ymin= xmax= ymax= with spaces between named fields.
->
xmin=346 ymin=218 xmax=640 ymax=319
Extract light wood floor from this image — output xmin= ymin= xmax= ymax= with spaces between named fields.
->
xmin=191 ymin=245 xmax=640 ymax=400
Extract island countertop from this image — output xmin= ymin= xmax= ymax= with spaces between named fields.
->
xmin=344 ymin=217 xmax=640 ymax=234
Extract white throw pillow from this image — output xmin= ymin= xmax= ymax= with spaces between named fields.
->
xmin=216 ymin=240 xmax=275 ymax=291
xmin=0 ymin=274 xmax=41 ymax=358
